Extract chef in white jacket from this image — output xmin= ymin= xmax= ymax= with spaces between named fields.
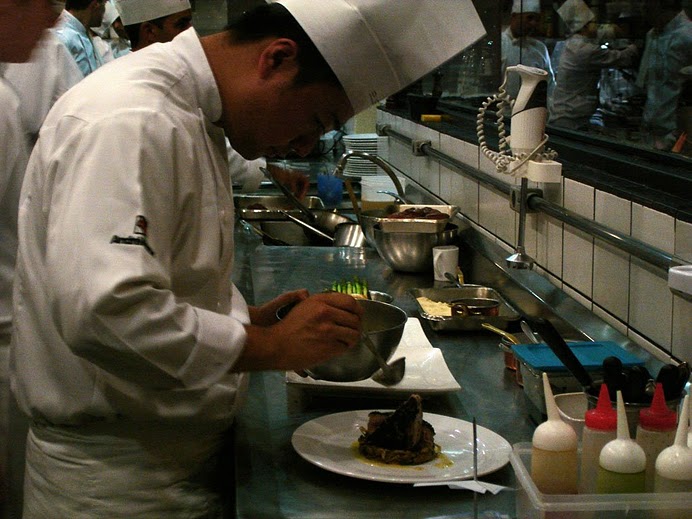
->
xmin=11 ymin=1 xmax=484 ymax=517
xmin=0 ymin=0 xmax=64 ymax=513
xmin=550 ymin=0 xmax=639 ymax=130
xmin=2 ymin=31 xmax=84 ymax=147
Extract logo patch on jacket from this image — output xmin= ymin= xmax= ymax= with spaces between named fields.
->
xmin=110 ymin=215 xmax=155 ymax=256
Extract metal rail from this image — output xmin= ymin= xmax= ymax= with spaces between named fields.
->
xmin=379 ymin=124 xmax=681 ymax=273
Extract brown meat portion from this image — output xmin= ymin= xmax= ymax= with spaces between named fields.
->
xmin=358 ymin=394 xmax=437 ymax=465
xmin=387 ymin=207 xmax=447 ymax=220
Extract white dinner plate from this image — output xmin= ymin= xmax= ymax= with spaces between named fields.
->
xmin=291 ymin=410 xmax=511 ymax=484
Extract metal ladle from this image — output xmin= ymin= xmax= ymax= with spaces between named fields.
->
xmin=361 ymin=332 xmax=405 ymax=386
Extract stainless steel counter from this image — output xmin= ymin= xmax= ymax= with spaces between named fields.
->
xmin=231 ymin=226 xmax=537 ymax=518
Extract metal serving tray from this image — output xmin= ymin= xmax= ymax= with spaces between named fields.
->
xmin=379 ymin=204 xmax=459 ymax=233
xmin=409 ymin=285 xmax=520 ymax=331
xmin=234 ymin=195 xmax=324 ymax=220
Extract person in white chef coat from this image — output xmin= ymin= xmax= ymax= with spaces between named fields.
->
xmin=501 ymin=0 xmax=555 ymax=100
xmin=115 ymin=0 xmax=303 ymax=195
xmin=550 ymin=0 xmax=639 ymax=130
xmin=0 ymin=0 xmax=65 ymax=514
xmin=11 ymin=1 xmax=485 ymax=517
xmin=637 ymin=0 xmax=692 ymax=150
xmin=91 ymin=0 xmax=131 ymax=62
xmin=2 ymin=31 xmax=83 ymax=147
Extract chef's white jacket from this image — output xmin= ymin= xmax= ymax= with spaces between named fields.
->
xmin=11 ymin=28 xmax=249 ymax=430
xmin=0 ymin=76 xmax=29 ymax=492
xmin=501 ymin=27 xmax=555 ymax=101
xmin=3 ymin=31 xmax=84 ymax=145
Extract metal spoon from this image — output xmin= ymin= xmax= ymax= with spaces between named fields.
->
xmin=279 ymin=210 xmax=334 ymax=242
xmin=520 ymin=320 xmax=541 ymax=344
xmin=260 ymin=167 xmax=317 ymax=223
xmin=444 ymin=271 xmax=463 ymax=288
xmin=361 ymin=332 xmax=405 ymax=386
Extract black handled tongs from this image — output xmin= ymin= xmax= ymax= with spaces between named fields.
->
xmin=526 ymin=317 xmax=595 ymax=391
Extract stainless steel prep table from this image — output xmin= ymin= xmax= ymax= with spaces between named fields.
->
xmin=231 ymin=228 xmax=536 ymax=518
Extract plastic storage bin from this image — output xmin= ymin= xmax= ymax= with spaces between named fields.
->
xmin=510 ymin=442 xmax=692 ymax=518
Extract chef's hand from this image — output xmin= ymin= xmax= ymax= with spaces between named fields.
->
xmin=248 ymin=289 xmax=309 ymax=327
xmin=236 ymin=292 xmax=363 ymax=372
xmin=265 ymin=163 xmax=309 ymax=200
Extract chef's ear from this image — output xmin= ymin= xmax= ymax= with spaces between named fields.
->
xmin=258 ymin=38 xmax=299 ymax=79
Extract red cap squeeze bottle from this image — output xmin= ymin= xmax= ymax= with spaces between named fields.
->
xmin=579 ymin=383 xmax=618 ymax=493
xmin=636 ymin=383 xmax=677 ymax=491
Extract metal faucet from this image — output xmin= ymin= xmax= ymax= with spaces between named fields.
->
xmin=332 ymin=150 xmax=406 ymax=200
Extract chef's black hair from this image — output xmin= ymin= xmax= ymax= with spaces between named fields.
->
xmin=227 ymin=3 xmax=342 ymax=89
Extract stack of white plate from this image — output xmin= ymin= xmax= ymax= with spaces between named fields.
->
xmin=342 ymin=133 xmax=386 ymax=177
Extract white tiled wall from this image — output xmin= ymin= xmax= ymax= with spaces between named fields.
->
xmin=378 ymin=112 xmax=692 ymax=364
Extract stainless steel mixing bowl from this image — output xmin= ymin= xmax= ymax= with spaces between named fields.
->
xmin=277 ymin=299 xmax=407 ymax=382
xmin=373 ymin=223 xmax=458 ymax=273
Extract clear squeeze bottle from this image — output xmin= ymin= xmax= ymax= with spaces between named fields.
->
xmin=654 ymin=394 xmax=692 ymax=493
xmin=596 ymin=390 xmax=646 ymax=493
xmin=654 ymin=395 xmax=691 ymax=519
xmin=531 ymin=372 xmax=579 ymax=494
xmin=635 ymin=382 xmax=677 ymax=491
xmin=579 ymin=383 xmax=617 ymax=493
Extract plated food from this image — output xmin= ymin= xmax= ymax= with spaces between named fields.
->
xmin=291 ymin=408 xmax=512 ymax=483
xmin=358 ymin=394 xmax=438 ymax=465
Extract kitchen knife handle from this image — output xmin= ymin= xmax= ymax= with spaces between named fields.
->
xmin=526 ymin=317 xmax=594 ymax=389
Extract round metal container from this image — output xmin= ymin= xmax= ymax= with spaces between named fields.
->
xmin=373 ymin=223 xmax=458 ymax=273
xmin=276 ymin=299 xmax=407 ymax=382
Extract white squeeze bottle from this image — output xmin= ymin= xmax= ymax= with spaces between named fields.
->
xmin=579 ymin=383 xmax=617 ymax=493
xmin=596 ymin=391 xmax=646 ymax=493
xmin=531 ymin=372 xmax=579 ymax=494
xmin=635 ymin=382 xmax=677 ymax=491
xmin=654 ymin=394 xmax=692 ymax=494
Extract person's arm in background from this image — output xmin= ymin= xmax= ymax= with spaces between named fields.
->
xmin=227 ymin=139 xmax=309 ymax=199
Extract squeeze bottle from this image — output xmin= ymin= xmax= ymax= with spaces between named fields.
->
xmin=654 ymin=394 xmax=692 ymax=493
xmin=531 ymin=372 xmax=579 ymax=494
xmin=635 ymin=382 xmax=677 ymax=491
xmin=579 ymin=383 xmax=617 ymax=493
xmin=596 ymin=391 xmax=646 ymax=493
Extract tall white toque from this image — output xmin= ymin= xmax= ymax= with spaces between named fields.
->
xmin=557 ymin=0 xmax=596 ymax=34
xmin=114 ymin=0 xmax=191 ymax=26
xmin=274 ymin=0 xmax=486 ymax=114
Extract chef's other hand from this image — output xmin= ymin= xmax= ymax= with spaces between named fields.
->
xmin=266 ymin=163 xmax=309 ymax=200
xmin=249 ymin=289 xmax=309 ymax=327
xmin=236 ymin=292 xmax=363 ymax=373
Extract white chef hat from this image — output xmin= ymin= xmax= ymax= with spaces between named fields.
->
xmin=557 ymin=0 xmax=596 ymax=34
xmin=114 ymin=0 xmax=191 ymax=26
xmin=274 ymin=0 xmax=485 ymax=114
xmin=512 ymin=0 xmax=542 ymax=14
xmin=91 ymin=1 xmax=120 ymax=34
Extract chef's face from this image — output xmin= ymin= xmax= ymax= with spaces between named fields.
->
xmin=89 ymin=0 xmax=107 ymax=29
xmin=151 ymin=10 xmax=193 ymax=43
xmin=510 ymin=12 xmax=542 ymax=38
xmin=0 ymin=0 xmax=60 ymax=62
xmin=226 ymin=78 xmax=353 ymax=160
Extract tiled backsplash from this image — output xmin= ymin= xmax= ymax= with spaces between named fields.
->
xmin=377 ymin=111 xmax=691 ymax=365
